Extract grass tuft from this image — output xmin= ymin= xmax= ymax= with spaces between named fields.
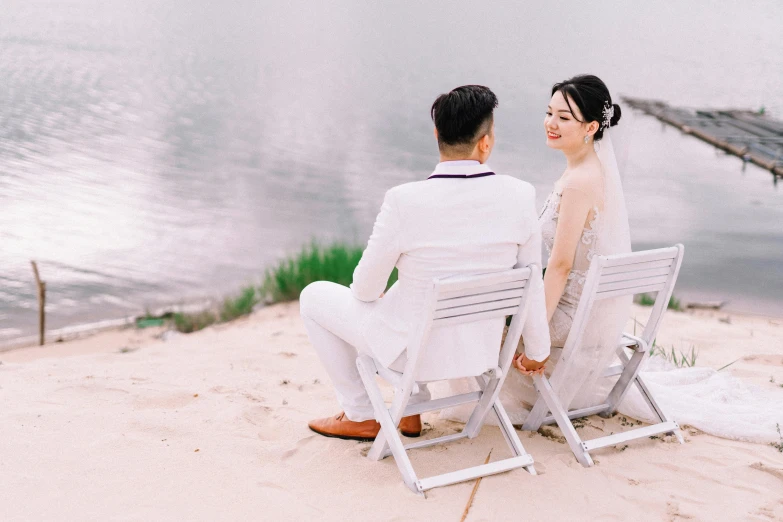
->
xmin=220 ymin=286 xmax=258 ymax=322
xmin=170 ymin=285 xmax=258 ymax=334
xmin=637 ymin=293 xmax=681 ymax=310
xmin=649 ymin=341 xmax=698 ymax=368
xmin=261 ymin=242 xmax=397 ymax=302
xmin=173 ymin=310 xmax=218 ymax=334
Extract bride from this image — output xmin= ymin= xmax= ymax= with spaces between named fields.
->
xmin=506 ymin=74 xmax=631 ymax=421
xmin=443 ymin=75 xmax=783 ymax=443
xmin=442 ymin=74 xmax=632 ymax=424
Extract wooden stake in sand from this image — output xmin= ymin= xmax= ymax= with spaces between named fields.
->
xmin=30 ymin=261 xmax=46 ymax=346
xmin=459 ymin=449 xmax=492 ymax=522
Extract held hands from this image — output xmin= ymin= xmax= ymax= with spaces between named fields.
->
xmin=513 ymin=353 xmax=549 ymax=376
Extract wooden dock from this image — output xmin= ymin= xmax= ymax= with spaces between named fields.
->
xmin=622 ymin=97 xmax=783 ymax=177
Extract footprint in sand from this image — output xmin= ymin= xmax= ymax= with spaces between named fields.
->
xmin=280 ymin=435 xmax=317 ymax=461
xmin=750 ymin=462 xmax=783 ymax=482
xmin=257 ymin=481 xmax=285 ymax=490
xmin=666 ymin=500 xmax=695 ymax=521
xmin=242 ymin=392 xmax=265 ymax=403
xmin=242 ymin=405 xmax=284 ymax=441
xmin=56 ymin=384 xmax=130 ymax=397
xmin=742 ymin=354 xmax=783 ymax=365
xmin=209 ymin=385 xmax=239 ymax=395
xmin=132 ymin=392 xmax=198 ymax=410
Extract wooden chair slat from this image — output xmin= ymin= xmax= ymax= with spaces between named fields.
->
xmin=596 ymin=274 xmax=669 ymax=293
xmin=434 ymin=299 xmax=521 ymax=319
xmin=434 ymin=267 xmax=531 ymax=294
xmin=602 ymin=258 xmax=673 ymax=275
xmin=433 ymin=305 xmax=520 ymax=326
xmin=438 ymin=280 xmax=526 ymax=301
xmin=595 ymin=282 xmax=668 ymax=300
xmin=599 ymin=266 xmax=671 ymax=284
xmin=436 ymin=288 xmax=524 ymax=310
xmin=603 ymin=247 xmax=678 ymax=267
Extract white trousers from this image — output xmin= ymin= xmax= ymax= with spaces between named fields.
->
xmin=299 ymin=281 xmax=430 ymax=422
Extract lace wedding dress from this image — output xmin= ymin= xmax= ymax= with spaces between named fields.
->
xmin=497 ymin=175 xmax=632 ymax=423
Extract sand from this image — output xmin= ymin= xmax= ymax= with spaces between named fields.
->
xmin=1 ymin=303 xmax=782 ymax=521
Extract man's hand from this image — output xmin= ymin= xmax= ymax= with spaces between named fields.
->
xmin=513 ymin=353 xmax=549 ymax=376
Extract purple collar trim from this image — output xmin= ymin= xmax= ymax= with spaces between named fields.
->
xmin=428 ymin=172 xmax=496 ymax=179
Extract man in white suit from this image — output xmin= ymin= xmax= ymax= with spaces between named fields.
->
xmin=300 ymin=85 xmax=550 ymax=441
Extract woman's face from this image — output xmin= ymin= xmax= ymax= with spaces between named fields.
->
xmin=544 ymin=90 xmax=588 ymax=151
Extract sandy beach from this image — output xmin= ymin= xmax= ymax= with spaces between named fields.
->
xmin=1 ymin=303 xmax=782 ymax=521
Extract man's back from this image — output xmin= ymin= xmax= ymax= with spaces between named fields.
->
xmin=352 ymin=168 xmax=545 ymax=381
xmin=393 ymin=174 xmax=536 ymax=282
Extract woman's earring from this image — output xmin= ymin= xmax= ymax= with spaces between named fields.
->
xmin=584 ymin=135 xmax=589 ymax=144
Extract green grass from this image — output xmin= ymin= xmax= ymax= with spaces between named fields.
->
xmin=173 ymin=310 xmax=218 ymax=334
xmin=637 ymin=293 xmax=681 ymax=311
xmin=220 ymin=286 xmax=258 ymax=322
xmin=649 ymin=341 xmax=699 ymax=368
xmin=171 ymin=285 xmax=258 ymax=334
xmin=634 ymin=317 xmax=697 ymax=369
xmin=261 ymin=242 xmax=397 ymax=302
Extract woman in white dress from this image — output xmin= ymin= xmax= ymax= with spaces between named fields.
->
xmin=505 ymin=74 xmax=632 ymax=421
xmin=442 ymin=74 xmax=633 ymax=424
xmin=446 ymin=76 xmax=783 ymax=442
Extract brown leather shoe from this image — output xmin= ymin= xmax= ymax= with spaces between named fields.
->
xmin=308 ymin=412 xmax=380 ymax=441
xmin=399 ymin=414 xmax=422 ymax=437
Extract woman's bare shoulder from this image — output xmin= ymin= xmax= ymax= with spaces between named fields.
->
xmin=562 ymin=160 xmax=603 ymax=199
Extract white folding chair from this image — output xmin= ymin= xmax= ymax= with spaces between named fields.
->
xmin=356 ymin=265 xmax=540 ymax=495
xmin=522 ymin=245 xmax=685 ymax=467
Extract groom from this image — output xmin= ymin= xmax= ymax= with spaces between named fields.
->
xmin=300 ymin=85 xmax=551 ymax=441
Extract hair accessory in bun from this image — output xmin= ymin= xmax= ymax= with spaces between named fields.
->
xmin=601 ymin=101 xmax=614 ymax=131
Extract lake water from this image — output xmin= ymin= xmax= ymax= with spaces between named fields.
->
xmin=2 ymin=1 xmax=782 ymax=344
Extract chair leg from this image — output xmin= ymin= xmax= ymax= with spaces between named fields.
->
xmin=492 ymin=400 xmax=537 ymax=475
xmin=530 ymin=374 xmax=593 ymax=467
xmin=521 ymin=394 xmax=550 ymax=432
xmin=367 ymin=432 xmax=389 ymax=462
xmin=356 ymin=357 xmax=422 ymax=494
xmin=491 ymin=401 xmax=525 ymax=457
xmin=632 ymin=373 xmax=685 ymax=444
xmin=464 ymin=375 xmax=501 ymax=439
xmin=601 ymin=348 xmax=647 ymax=418
xmin=601 ymin=349 xmax=685 ymax=444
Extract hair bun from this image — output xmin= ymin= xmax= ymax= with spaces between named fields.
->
xmin=610 ymin=103 xmax=622 ymax=127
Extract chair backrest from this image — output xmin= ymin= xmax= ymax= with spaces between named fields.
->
xmin=545 ymin=245 xmax=684 ymax=409
xmin=431 ymin=267 xmax=533 ymax=327
xmin=394 ymin=265 xmax=537 ymax=402
xmin=589 ymin=244 xmax=684 ymax=347
xmin=433 ymin=266 xmax=536 ymax=375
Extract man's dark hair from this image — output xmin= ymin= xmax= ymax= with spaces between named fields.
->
xmin=430 ymin=85 xmax=498 ymax=155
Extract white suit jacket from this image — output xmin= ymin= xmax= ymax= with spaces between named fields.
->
xmin=351 ymin=161 xmax=551 ymax=382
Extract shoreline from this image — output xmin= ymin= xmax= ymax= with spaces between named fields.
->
xmin=0 ymin=298 xmax=219 ymax=353
xmin=3 ymin=293 xmax=781 ymax=356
